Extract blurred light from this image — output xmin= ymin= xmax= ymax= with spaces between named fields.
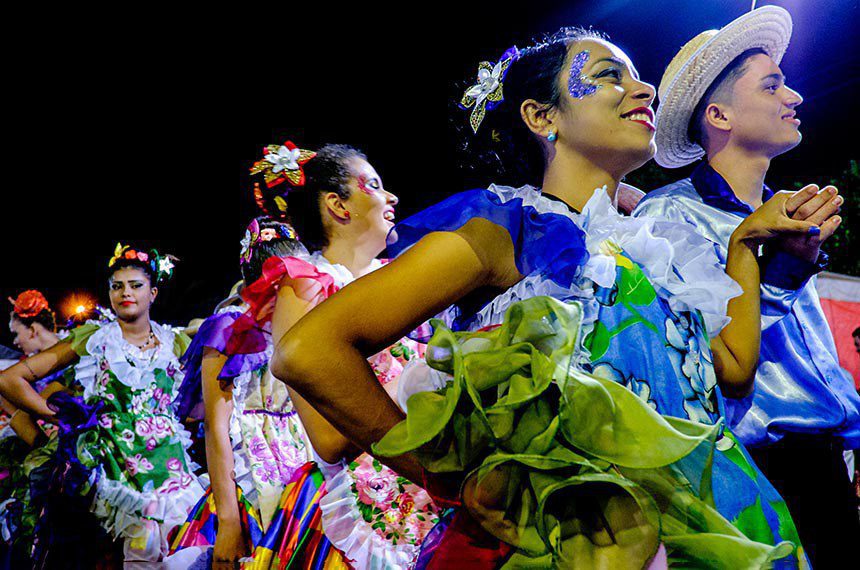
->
xmin=60 ymin=292 xmax=98 ymax=323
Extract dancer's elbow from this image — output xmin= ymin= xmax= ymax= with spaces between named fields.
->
xmin=271 ymin=329 xmax=316 ymax=389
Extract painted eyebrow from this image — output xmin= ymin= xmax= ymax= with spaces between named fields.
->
xmin=589 ymin=57 xmax=639 ymax=79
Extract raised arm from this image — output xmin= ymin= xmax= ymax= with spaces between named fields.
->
xmin=271 ymin=219 xmax=521 ymax=482
xmin=0 ymin=342 xmax=78 ymax=419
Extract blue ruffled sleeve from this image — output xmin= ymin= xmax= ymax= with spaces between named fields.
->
xmin=387 ymin=186 xmax=589 ymax=333
xmin=388 ymin=187 xmax=588 ymax=290
xmin=173 ymin=310 xmax=268 ymax=420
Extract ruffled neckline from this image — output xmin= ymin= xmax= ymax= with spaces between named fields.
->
xmin=483 ymin=184 xmax=741 ymax=337
xmin=78 ymin=320 xmax=182 ymax=397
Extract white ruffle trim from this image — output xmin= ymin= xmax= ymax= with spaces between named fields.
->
xmin=396 ymin=359 xmax=449 ymax=413
xmin=91 ymin=468 xmax=203 ymax=540
xmin=318 ymin=467 xmax=422 ymax=570
xmin=78 ymin=321 xmax=185 ymax=398
xmin=483 ymin=184 xmax=742 ymax=338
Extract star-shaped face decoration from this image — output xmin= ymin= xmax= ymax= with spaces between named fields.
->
xmin=250 ymin=140 xmax=317 ymax=188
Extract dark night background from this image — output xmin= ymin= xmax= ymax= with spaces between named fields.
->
xmin=1 ymin=0 xmax=858 ymax=347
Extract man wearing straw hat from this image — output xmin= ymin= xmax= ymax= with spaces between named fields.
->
xmin=635 ymin=5 xmax=860 ymax=564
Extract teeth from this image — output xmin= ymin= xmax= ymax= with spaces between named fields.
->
xmin=383 ymin=211 xmax=395 ymax=221
xmin=624 ymin=112 xmax=651 ymax=122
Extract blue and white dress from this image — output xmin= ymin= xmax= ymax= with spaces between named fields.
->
xmin=385 ymin=184 xmax=807 ymax=568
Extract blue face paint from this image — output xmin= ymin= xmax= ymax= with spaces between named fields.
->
xmin=568 ymin=50 xmax=599 ymax=99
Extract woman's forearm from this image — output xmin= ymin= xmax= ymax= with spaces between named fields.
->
xmin=273 ymin=227 xmax=517 ymax=484
xmin=715 ymin=236 xmax=761 ymax=397
xmin=1 ymin=397 xmax=41 ymax=446
xmin=0 ymin=344 xmax=76 ymax=419
xmin=274 ymin=335 xmax=423 ymax=482
xmin=0 ymin=371 xmax=55 ymax=418
xmin=200 ymin=350 xmax=242 ymax=527
xmin=204 ymin=417 xmax=242 ymax=525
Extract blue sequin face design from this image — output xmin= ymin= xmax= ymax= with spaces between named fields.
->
xmin=568 ymin=50 xmax=600 ymax=99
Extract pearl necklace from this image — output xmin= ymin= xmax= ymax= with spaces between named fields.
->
xmin=134 ymin=329 xmax=156 ymax=351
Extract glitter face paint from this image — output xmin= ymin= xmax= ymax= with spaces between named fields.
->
xmin=568 ymin=50 xmax=600 ymax=99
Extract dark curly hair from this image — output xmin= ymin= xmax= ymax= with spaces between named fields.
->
xmin=254 ymin=144 xmax=368 ymax=252
xmin=240 ymin=217 xmax=305 ymax=284
xmin=452 ymin=26 xmax=606 ymax=188
xmin=10 ymin=308 xmax=56 ymax=332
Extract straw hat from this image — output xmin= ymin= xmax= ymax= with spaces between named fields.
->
xmin=654 ymin=6 xmax=792 ymax=168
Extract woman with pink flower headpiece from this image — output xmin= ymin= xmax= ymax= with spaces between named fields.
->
xmin=0 ymin=245 xmax=203 ymax=568
xmin=197 ymin=141 xmax=441 ymax=570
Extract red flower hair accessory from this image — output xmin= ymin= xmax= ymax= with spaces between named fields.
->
xmin=250 ymin=141 xmax=316 ymax=189
xmin=8 ymin=290 xmax=50 ymax=319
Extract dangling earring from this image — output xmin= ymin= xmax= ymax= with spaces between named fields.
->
xmin=547 ymin=130 xmax=557 ymax=142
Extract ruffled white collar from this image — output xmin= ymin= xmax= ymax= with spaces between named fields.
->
xmin=80 ymin=320 xmax=181 ymax=395
xmin=485 ymin=184 xmax=741 ymax=337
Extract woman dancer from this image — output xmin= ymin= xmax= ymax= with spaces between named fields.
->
xmin=235 ymin=142 xmax=440 ymax=569
xmin=0 ymin=291 xmax=64 ymax=565
xmin=0 ymin=244 xmax=203 ymax=567
xmin=272 ymin=29 xmax=834 ymax=568
xmin=169 ymin=219 xmax=313 ymax=570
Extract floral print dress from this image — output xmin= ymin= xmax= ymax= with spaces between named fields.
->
xmin=56 ymin=320 xmax=203 ymax=562
xmin=238 ymin=251 xmax=441 ymax=569
xmin=168 ymin=306 xmax=312 ymax=565
xmin=383 ymin=184 xmax=806 ymax=568
xmin=233 ymin=353 xmax=311 ymax=527
xmin=319 ymin=337 xmax=440 ymax=570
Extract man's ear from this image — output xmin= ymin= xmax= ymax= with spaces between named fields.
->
xmin=704 ymin=102 xmax=732 ymax=134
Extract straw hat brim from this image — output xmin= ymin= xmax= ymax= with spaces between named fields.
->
xmin=654 ymin=6 xmax=792 ymax=168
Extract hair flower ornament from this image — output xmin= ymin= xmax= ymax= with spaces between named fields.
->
xmin=461 ymin=46 xmax=519 ymax=133
xmin=250 ymin=141 xmax=317 ymax=189
xmin=9 ymin=290 xmax=50 ymax=318
xmin=108 ymin=243 xmax=177 ymax=283
xmin=148 ymin=249 xmax=178 ymax=282
xmin=109 ymin=243 xmax=131 ymax=267
xmin=238 ymin=218 xmax=297 ymax=265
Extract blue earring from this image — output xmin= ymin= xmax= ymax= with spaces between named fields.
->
xmin=547 ymin=130 xmax=557 ymax=142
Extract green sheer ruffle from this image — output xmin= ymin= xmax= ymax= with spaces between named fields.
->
xmin=63 ymin=323 xmax=101 ymax=357
xmin=373 ymin=296 xmax=794 ymax=568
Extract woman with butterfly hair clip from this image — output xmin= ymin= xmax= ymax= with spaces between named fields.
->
xmin=167 ymin=218 xmax=315 ymax=570
xmin=270 ymin=26 xmax=824 ymax=568
xmin=0 ymin=245 xmax=203 ymax=568
xmin=225 ymin=141 xmax=441 ymax=570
